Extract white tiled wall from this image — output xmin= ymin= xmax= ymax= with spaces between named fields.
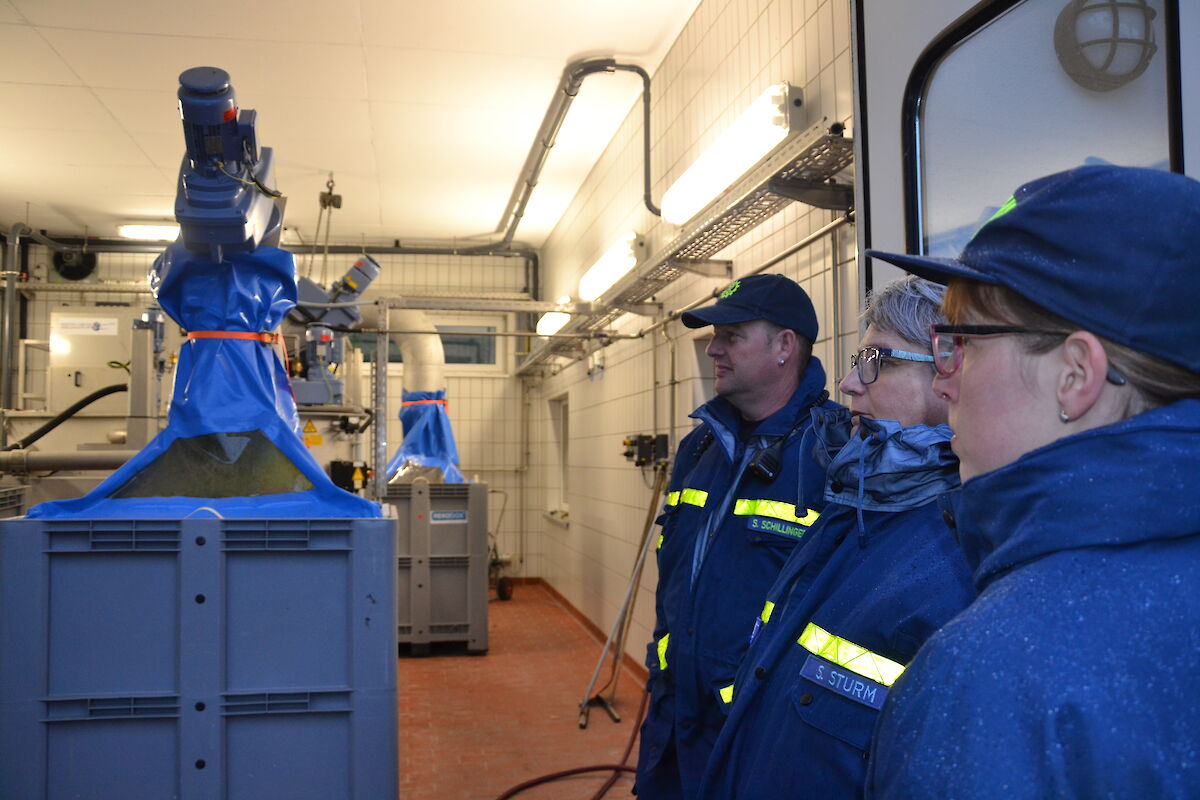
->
xmin=530 ymin=0 xmax=861 ymax=667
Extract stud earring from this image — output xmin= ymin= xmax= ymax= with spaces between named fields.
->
xmin=1059 ymin=409 xmax=1070 ymax=423
xmin=778 ymin=358 xmax=785 ymax=366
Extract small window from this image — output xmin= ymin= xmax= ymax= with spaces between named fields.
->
xmin=349 ymin=325 xmax=497 ymax=366
xmin=548 ymin=395 xmax=569 ymax=514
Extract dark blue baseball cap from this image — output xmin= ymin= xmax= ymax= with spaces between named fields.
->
xmin=681 ymin=273 xmax=819 ymax=341
xmin=867 ymin=164 xmax=1200 ymax=373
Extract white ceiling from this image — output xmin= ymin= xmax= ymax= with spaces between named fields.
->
xmin=0 ymin=0 xmax=700 ymax=248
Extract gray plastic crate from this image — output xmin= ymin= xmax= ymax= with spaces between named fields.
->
xmin=0 ymin=485 xmax=25 ymax=518
xmin=386 ymin=481 xmax=488 ymax=653
xmin=0 ymin=517 xmax=398 ymax=800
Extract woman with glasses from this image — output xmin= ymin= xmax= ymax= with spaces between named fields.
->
xmin=865 ymin=165 xmax=1200 ymax=799
xmin=694 ymin=276 xmax=974 ymax=800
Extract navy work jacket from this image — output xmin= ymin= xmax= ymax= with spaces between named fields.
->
xmin=868 ymin=400 xmax=1200 ymax=799
xmin=696 ymin=411 xmax=973 ymax=799
xmin=636 ymin=359 xmax=838 ymax=800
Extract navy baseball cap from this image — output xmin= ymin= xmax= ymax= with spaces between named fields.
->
xmin=682 ymin=273 xmax=819 ymax=341
xmin=867 ymin=164 xmax=1200 ymax=373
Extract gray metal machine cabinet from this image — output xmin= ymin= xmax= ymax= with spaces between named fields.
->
xmin=387 ymin=481 xmax=489 ymax=654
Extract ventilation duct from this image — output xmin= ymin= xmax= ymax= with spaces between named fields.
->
xmin=385 ymin=309 xmax=463 ymax=484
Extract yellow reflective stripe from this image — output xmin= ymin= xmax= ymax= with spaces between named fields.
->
xmin=797 ymin=622 xmax=905 ymax=687
xmin=657 ymin=533 xmax=664 ymax=550
xmin=657 ymin=633 xmax=670 ymax=671
xmin=759 ymin=600 xmax=775 ymax=624
xmin=719 ymin=683 xmax=734 ymax=704
xmin=665 ymin=488 xmax=708 ymax=508
xmin=733 ymin=498 xmax=820 ymax=526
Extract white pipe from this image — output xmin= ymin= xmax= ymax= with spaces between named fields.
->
xmin=388 ymin=308 xmax=446 ymax=392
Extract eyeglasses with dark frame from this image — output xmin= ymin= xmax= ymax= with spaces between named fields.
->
xmin=929 ymin=324 xmax=1127 ymax=385
xmin=849 ymin=346 xmax=935 ymax=386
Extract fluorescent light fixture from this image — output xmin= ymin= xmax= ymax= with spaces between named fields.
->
xmin=117 ymin=224 xmax=180 ymax=241
xmin=536 ymin=296 xmax=573 ymax=336
xmin=578 ymin=233 xmax=643 ymax=302
xmin=661 ymin=83 xmax=801 ymax=226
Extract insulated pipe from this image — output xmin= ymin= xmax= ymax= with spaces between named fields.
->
xmin=0 ymin=449 xmax=138 ymax=473
xmin=389 ymin=309 xmax=447 ymax=392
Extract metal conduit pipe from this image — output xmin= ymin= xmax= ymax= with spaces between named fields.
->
xmin=496 ymin=57 xmax=660 ymax=247
xmin=15 ymin=281 xmax=152 ymax=295
xmin=3 ymin=223 xmax=23 ymax=422
xmin=3 ymin=225 xmax=75 ymax=425
xmin=45 ymin=235 xmax=538 ymax=259
xmin=0 ymin=449 xmax=138 ymax=473
xmin=830 ymin=224 xmax=843 ymax=380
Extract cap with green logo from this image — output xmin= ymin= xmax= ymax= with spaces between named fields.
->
xmin=867 ymin=164 xmax=1200 ymax=373
xmin=681 ymin=273 xmax=818 ymax=341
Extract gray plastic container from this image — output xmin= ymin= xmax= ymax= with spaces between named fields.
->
xmin=0 ymin=517 xmax=398 ymax=800
xmin=386 ymin=481 xmax=489 ymax=654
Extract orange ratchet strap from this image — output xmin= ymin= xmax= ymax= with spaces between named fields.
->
xmin=187 ymin=331 xmax=280 ymax=344
xmin=186 ymin=330 xmax=291 ymax=377
xmin=401 ymin=399 xmax=448 ymax=406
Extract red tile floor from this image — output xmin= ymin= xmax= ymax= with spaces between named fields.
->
xmin=398 ymin=581 xmax=649 ymax=800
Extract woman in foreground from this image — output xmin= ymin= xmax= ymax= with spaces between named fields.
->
xmin=864 ymin=164 xmax=1200 ymax=798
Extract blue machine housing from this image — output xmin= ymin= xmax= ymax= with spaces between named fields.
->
xmin=175 ymin=66 xmax=284 ymax=263
xmin=292 ymin=255 xmax=382 ymax=406
xmin=293 ymin=254 xmax=382 ymax=330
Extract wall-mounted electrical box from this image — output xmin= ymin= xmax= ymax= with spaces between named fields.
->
xmin=622 ymin=434 xmax=668 ymax=466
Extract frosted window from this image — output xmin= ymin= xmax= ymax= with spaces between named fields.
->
xmin=920 ymin=0 xmax=1171 ymax=256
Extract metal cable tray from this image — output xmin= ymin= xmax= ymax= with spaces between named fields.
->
xmin=518 ymin=122 xmax=853 ymax=374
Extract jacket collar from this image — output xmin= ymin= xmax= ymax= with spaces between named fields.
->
xmin=944 ymin=399 xmax=1200 ymax=591
xmin=692 ymin=356 xmax=829 ymax=460
xmin=811 ymin=407 xmax=959 ymax=512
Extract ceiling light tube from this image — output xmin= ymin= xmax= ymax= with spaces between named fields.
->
xmin=117 ymin=223 xmax=180 ymax=241
xmin=578 ymin=232 xmax=644 ymax=302
xmin=661 ymin=83 xmax=802 ymax=226
xmin=537 ymin=296 xmax=574 ymax=336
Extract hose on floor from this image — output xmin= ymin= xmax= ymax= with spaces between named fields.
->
xmin=493 ymin=688 xmax=649 ymax=800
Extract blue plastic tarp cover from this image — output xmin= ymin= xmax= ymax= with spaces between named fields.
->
xmin=28 ymin=241 xmax=381 ymax=519
xmin=385 ymin=389 xmax=463 ymax=483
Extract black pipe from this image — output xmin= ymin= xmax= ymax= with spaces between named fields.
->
xmin=609 ymin=63 xmax=661 ymax=217
xmin=6 ymin=383 xmax=129 ymax=451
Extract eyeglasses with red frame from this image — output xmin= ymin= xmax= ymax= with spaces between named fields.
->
xmin=929 ymin=324 xmax=1127 ymax=385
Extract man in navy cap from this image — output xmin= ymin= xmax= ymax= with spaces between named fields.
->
xmin=636 ymin=273 xmax=840 ymax=799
